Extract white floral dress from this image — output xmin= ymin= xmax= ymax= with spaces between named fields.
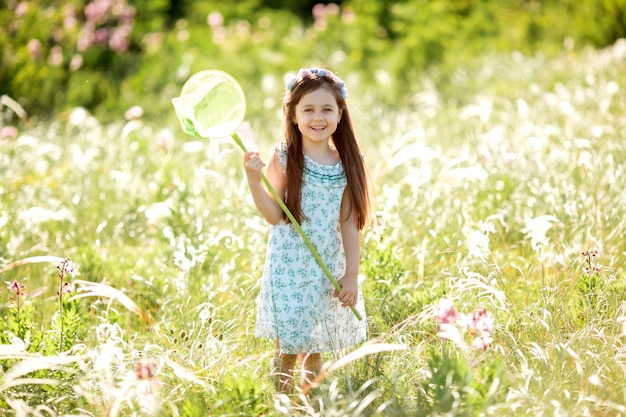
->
xmin=255 ymin=141 xmax=367 ymax=354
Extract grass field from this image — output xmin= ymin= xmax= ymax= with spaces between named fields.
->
xmin=1 ymin=41 xmax=625 ymax=416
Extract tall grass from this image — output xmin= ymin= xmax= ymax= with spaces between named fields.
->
xmin=1 ymin=42 xmax=625 ymax=416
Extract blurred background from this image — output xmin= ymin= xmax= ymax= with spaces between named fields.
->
xmin=2 ymin=0 xmax=625 ymax=127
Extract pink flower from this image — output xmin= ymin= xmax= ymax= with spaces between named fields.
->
xmin=69 ymin=54 xmax=83 ymax=71
xmin=436 ymin=298 xmax=459 ymax=325
xmin=207 ymin=11 xmax=224 ymax=28
xmin=461 ymin=304 xmax=494 ymax=336
xmin=15 ymin=2 xmax=28 ymax=18
xmin=95 ymin=28 xmax=110 ymax=46
xmin=85 ymin=0 xmax=112 ymax=25
xmin=341 ymin=9 xmax=355 ymax=24
xmin=136 ymin=361 xmax=156 ymax=379
xmin=77 ymin=25 xmax=95 ymax=51
xmin=27 ymin=39 xmax=42 ymax=60
xmin=135 ymin=360 xmax=163 ymax=393
xmin=118 ymin=5 xmax=136 ymax=24
xmin=6 ymin=280 xmax=26 ymax=296
xmin=326 ymin=3 xmax=340 ymax=15
xmin=312 ymin=3 xmax=326 ymax=20
xmin=63 ymin=5 xmax=77 ymax=29
xmin=471 ymin=334 xmax=494 ymax=349
xmin=57 ymin=258 xmax=79 ymax=277
xmin=124 ymin=105 xmax=143 ymax=120
xmin=435 ymin=299 xmax=495 ymax=349
xmin=0 ymin=126 xmax=19 ymax=140
xmin=109 ymin=26 xmax=131 ymax=52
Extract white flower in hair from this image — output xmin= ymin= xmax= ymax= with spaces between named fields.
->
xmin=286 ymin=67 xmax=348 ymax=99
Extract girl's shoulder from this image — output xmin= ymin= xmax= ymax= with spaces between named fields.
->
xmin=270 ymin=140 xmax=288 ymax=169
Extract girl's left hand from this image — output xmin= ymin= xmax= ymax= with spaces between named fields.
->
xmin=333 ymin=275 xmax=358 ymax=308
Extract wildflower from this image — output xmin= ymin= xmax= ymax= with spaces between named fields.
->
xmin=6 ymin=280 xmax=26 ymax=296
xmin=582 ymin=249 xmax=599 ymax=258
xmin=436 ymin=298 xmax=459 ymax=326
xmin=109 ymin=26 xmax=131 ymax=52
xmin=582 ymin=249 xmax=601 ymax=274
xmin=27 ymin=39 xmax=42 ymax=60
xmin=135 ymin=360 xmax=163 ymax=395
xmin=471 ymin=334 xmax=494 ymax=349
xmin=57 ymin=258 xmax=79 ymax=278
xmin=312 ymin=3 xmax=327 ymax=20
xmin=56 ymin=281 xmax=74 ymax=296
xmin=460 ymin=304 xmax=495 ymax=339
xmin=6 ymin=280 xmax=26 ymax=323
xmin=69 ymin=54 xmax=83 ymax=71
xmin=136 ymin=361 xmax=156 ymax=380
xmin=435 ymin=299 xmax=495 ymax=349
xmin=436 ymin=298 xmax=463 ymax=344
xmin=55 ymin=258 xmax=79 ymax=352
xmin=124 ymin=105 xmax=144 ymax=120
xmin=207 ymin=11 xmax=224 ymax=28
xmin=0 ymin=126 xmax=19 ymax=140
xmin=63 ymin=4 xmax=77 ymax=29
xmin=15 ymin=2 xmax=29 ymax=18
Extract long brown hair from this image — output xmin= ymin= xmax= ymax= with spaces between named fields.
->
xmin=282 ymin=71 xmax=369 ymax=230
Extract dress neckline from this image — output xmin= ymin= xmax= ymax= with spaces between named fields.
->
xmin=303 ymin=152 xmax=341 ymax=168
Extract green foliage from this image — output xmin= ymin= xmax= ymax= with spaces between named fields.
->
xmin=362 ymin=240 xmax=436 ymax=333
xmin=209 ymin=375 xmax=268 ymax=416
xmin=177 ymin=392 xmax=211 ymax=417
xmin=0 ymin=265 xmax=87 ymax=415
xmin=0 ymin=303 xmax=36 ymax=345
xmin=2 ymin=0 xmax=626 ymax=123
xmin=417 ymin=346 xmax=503 ymax=416
xmin=575 ymin=250 xmax=624 ymax=325
xmin=0 ymin=0 xmax=165 ymax=119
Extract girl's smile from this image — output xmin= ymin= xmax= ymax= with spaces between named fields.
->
xmin=293 ymin=87 xmax=341 ymax=146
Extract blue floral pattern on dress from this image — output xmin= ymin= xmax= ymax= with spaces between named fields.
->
xmin=255 ymin=141 xmax=367 ymax=353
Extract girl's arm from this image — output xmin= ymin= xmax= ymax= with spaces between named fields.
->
xmin=243 ymin=149 xmax=286 ymax=225
xmin=335 ymin=190 xmax=361 ymax=308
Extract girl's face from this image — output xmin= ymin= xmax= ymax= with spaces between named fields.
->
xmin=293 ymin=87 xmax=341 ymax=146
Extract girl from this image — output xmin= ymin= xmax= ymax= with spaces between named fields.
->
xmin=243 ymin=68 xmax=369 ymax=393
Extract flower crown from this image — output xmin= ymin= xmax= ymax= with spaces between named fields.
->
xmin=286 ymin=67 xmax=348 ymax=99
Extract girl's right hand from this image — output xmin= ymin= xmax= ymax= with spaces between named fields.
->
xmin=243 ymin=151 xmax=265 ymax=185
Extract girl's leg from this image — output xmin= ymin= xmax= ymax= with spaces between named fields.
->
xmin=298 ymin=352 xmax=322 ymax=390
xmin=272 ymin=339 xmax=298 ymax=393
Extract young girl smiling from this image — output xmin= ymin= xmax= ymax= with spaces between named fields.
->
xmin=243 ymin=68 xmax=369 ymax=393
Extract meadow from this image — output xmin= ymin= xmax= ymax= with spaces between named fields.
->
xmin=1 ymin=39 xmax=626 ymax=416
